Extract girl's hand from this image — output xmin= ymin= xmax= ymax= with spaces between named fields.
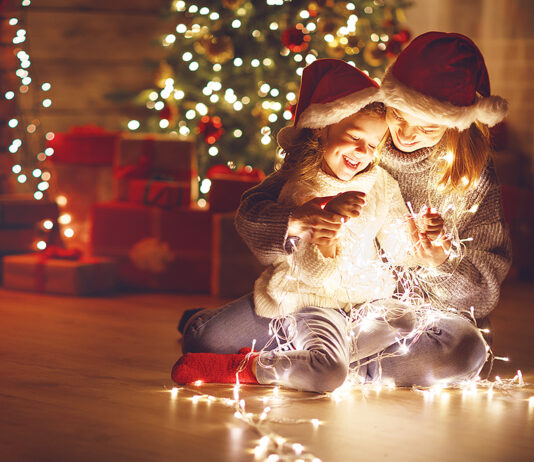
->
xmin=288 ymin=196 xmax=344 ymax=246
xmin=408 ymin=216 xmax=451 ymax=267
xmin=421 ymin=207 xmax=445 ymax=241
xmin=323 ymin=191 xmax=367 ymax=220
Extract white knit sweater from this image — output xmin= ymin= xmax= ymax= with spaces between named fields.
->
xmin=253 ymin=167 xmax=414 ymax=318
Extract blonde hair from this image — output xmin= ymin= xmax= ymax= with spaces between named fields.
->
xmin=279 ymin=102 xmax=385 ymax=183
xmin=437 ymin=121 xmax=490 ymax=192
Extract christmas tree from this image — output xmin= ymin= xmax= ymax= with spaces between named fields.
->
xmin=133 ymin=0 xmax=412 ymax=196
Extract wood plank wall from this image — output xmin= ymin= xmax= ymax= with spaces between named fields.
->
xmin=0 ymin=0 xmax=171 ymax=192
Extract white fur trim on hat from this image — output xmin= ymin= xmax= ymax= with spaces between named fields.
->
xmin=298 ymin=86 xmax=380 ymax=129
xmin=380 ymin=70 xmax=508 ymax=130
xmin=277 ymin=86 xmax=380 ymax=150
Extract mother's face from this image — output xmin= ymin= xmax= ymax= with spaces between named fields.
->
xmin=385 ymin=107 xmax=447 ymax=152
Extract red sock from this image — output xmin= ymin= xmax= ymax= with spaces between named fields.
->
xmin=171 ymin=351 xmax=258 ymax=385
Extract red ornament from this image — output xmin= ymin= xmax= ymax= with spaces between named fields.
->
xmin=197 ymin=115 xmax=224 ymax=144
xmin=386 ymin=29 xmax=411 ymax=58
xmin=281 ymin=25 xmax=310 ymax=53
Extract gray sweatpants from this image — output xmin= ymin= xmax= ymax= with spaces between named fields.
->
xmin=182 ymin=294 xmax=487 ymax=393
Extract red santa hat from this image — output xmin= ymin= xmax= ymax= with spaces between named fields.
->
xmin=277 ymin=59 xmax=380 ymax=150
xmin=380 ymin=31 xmax=508 ymax=131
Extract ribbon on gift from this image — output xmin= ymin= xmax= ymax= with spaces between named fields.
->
xmin=141 ymin=179 xmax=187 ymax=208
xmin=113 ymin=137 xmax=156 ymax=180
xmin=34 ymin=246 xmax=83 ymax=292
xmin=68 ymin=125 xmax=118 ymax=136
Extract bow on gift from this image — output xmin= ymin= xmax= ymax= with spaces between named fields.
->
xmin=38 ymin=246 xmax=83 ymax=262
xmin=206 ymin=164 xmax=265 ymax=181
xmin=34 ymin=246 xmax=83 ymax=292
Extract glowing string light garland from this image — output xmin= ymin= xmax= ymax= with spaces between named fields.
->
xmin=3 ymin=0 xmax=65 ymax=249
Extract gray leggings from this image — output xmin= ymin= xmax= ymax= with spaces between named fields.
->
xmin=182 ymin=294 xmax=488 ymax=393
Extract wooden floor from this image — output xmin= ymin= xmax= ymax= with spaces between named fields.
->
xmin=0 ymin=282 xmax=533 ymax=462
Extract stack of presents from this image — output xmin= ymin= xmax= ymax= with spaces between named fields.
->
xmin=1 ymin=126 xmax=265 ymax=297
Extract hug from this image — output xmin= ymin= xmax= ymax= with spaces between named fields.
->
xmin=172 ymin=31 xmax=512 ymax=393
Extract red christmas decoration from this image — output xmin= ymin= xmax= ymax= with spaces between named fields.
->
xmin=197 ymin=115 xmax=224 ymax=144
xmin=281 ymin=25 xmax=311 ymax=53
xmin=285 ymin=102 xmax=297 ymax=120
xmin=385 ymin=29 xmax=411 ymax=58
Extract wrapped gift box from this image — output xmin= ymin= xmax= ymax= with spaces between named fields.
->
xmin=91 ymin=202 xmax=211 ymax=292
xmin=113 ymin=133 xmax=198 ymax=201
xmin=211 ymin=212 xmax=265 ymax=298
xmin=0 ymin=227 xmax=38 ymax=254
xmin=208 ymin=176 xmax=261 ymax=213
xmin=128 ymin=179 xmax=191 ymax=208
xmin=47 ymin=125 xmax=120 ymax=166
xmin=2 ymin=254 xmax=117 ymax=295
xmin=0 ymin=194 xmax=58 ymax=226
xmin=207 ymin=165 xmax=264 ymax=213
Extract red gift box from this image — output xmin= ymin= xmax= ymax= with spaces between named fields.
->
xmin=47 ymin=125 xmax=120 ymax=166
xmin=90 ymin=202 xmax=211 ymax=292
xmin=128 ymin=179 xmax=191 ymax=208
xmin=207 ymin=165 xmax=264 ymax=213
xmin=113 ymin=133 xmax=198 ymax=201
xmin=211 ymin=213 xmax=265 ymax=298
xmin=0 ymin=227 xmax=38 ymax=254
xmin=2 ymin=252 xmax=117 ymax=295
xmin=0 ymin=194 xmax=58 ymax=226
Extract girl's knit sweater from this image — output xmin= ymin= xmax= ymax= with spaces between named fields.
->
xmin=253 ymin=167 xmax=414 ymax=318
xmin=236 ymin=137 xmax=512 ymax=319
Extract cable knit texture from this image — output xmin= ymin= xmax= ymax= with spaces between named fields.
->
xmin=379 ymin=136 xmax=512 ymax=318
xmin=253 ymin=167 xmax=415 ymax=318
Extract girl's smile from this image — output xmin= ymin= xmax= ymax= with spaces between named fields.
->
xmin=320 ymin=111 xmax=387 ymax=181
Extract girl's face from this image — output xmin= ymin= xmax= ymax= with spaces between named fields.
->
xmin=321 ymin=111 xmax=387 ymax=181
xmin=386 ymin=107 xmax=447 ymax=152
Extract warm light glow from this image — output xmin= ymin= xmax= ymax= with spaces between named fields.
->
xmin=56 ymin=195 xmax=67 ymax=206
xmin=64 ymin=228 xmax=74 ymax=238
xmin=42 ymin=220 xmax=53 ymax=230
xmin=58 ymin=213 xmax=72 ymax=225
xmin=36 ymin=240 xmax=47 ymax=250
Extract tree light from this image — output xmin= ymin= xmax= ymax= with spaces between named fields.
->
xmin=41 ymin=82 xmax=51 ymax=91
xmin=36 ymin=241 xmax=47 ymax=250
xmin=5 ymin=91 xmax=15 ymax=100
xmin=43 ymin=220 xmax=54 ymax=230
xmin=59 ymin=213 xmax=72 ymax=225
xmin=64 ymin=228 xmax=74 ymax=238
xmin=128 ymin=120 xmax=140 ymax=130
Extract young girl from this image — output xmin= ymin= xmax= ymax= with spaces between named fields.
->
xmin=172 ymin=60 xmax=457 ymax=393
xmin=233 ymin=32 xmax=510 ymax=387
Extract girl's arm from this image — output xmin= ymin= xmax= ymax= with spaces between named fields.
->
xmin=235 ymin=170 xmax=343 ymax=266
xmin=235 ymin=170 xmax=296 ymax=266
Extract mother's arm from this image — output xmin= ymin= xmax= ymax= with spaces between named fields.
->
xmin=420 ymin=167 xmax=512 ymax=319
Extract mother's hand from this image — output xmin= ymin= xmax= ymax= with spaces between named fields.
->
xmin=288 ymin=196 xmax=343 ymax=246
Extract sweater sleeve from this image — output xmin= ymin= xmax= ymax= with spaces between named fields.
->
xmin=420 ymin=165 xmax=512 ymax=318
xmin=235 ymin=170 xmax=296 ymax=266
xmin=290 ymin=241 xmax=340 ymax=286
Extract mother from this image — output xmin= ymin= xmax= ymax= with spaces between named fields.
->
xmin=234 ymin=32 xmax=512 ymax=386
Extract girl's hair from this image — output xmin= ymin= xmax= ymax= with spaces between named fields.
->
xmin=278 ymin=102 xmax=385 ymax=182
xmin=436 ymin=121 xmax=490 ymax=192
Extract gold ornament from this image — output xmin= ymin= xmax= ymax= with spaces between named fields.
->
xmin=326 ymin=41 xmax=346 ymax=58
xmin=196 ymin=34 xmax=234 ymax=64
xmin=363 ymin=42 xmax=385 ymax=67
xmin=222 ymin=0 xmax=245 ymax=9
xmin=154 ymin=61 xmax=174 ymax=88
xmin=317 ymin=16 xmax=342 ymax=35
